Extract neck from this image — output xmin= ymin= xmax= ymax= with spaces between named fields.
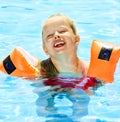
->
xmin=50 ymin=53 xmax=80 ymax=73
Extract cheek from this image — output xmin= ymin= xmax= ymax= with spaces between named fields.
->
xmin=44 ymin=40 xmax=52 ymax=47
xmin=44 ymin=44 xmax=50 ymax=52
xmin=66 ymin=36 xmax=78 ymax=49
xmin=44 ymin=38 xmax=53 ymax=45
xmin=67 ymin=36 xmax=76 ymax=45
xmin=66 ymin=33 xmax=75 ymax=40
xmin=43 ymin=43 xmax=53 ymax=54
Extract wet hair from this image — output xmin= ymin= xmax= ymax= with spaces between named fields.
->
xmin=42 ymin=13 xmax=78 ymax=42
xmin=40 ymin=58 xmax=59 ymax=78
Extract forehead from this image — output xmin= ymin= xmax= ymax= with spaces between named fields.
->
xmin=43 ymin=16 xmax=70 ymax=30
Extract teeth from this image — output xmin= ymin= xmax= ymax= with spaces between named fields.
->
xmin=54 ymin=42 xmax=64 ymax=47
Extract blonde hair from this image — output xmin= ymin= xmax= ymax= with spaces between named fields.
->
xmin=42 ymin=13 xmax=78 ymax=42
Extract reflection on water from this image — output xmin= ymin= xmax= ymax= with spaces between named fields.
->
xmin=32 ymin=79 xmax=90 ymax=121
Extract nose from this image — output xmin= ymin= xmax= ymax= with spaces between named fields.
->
xmin=54 ymin=31 xmax=60 ymax=40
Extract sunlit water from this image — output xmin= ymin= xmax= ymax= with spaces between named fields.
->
xmin=0 ymin=0 xmax=120 ymax=122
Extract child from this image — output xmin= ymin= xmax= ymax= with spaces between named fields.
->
xmin=38 ymin=13 xmax=89 ymax=78
xmin=37 ymin=13 xmax=101 ymax=94
xmin=0 ymin=13 xmax=102 ymax=94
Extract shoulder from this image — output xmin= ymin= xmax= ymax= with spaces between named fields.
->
xmin=79 ymin=58 xmax=89 ymax=75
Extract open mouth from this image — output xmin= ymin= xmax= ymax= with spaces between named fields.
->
xmin=53 ymin=41 xmax=65 ymax=48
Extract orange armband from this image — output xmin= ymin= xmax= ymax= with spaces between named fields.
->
xmin=0 ymin=47 xmax=40 ymax=79
xmin=87 ymin=40 xmax=120 ymax=83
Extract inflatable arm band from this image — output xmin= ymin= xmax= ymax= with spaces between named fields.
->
xmin=0 ymin=47 xmax=39 ymax=78
xmin=87 ymin=40 xmax=120 ymax=83
xmin=0 ymin=40 xmax=119 ymax=82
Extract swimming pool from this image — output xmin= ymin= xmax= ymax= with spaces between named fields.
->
xmin=0 ymin=0 xmax=120 ymax=122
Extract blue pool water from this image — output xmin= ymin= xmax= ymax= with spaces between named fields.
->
xmin=0 ymin=0 xmax=120 ymax=122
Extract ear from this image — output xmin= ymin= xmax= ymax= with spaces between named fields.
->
xmin=75 ymin=35 xmax=80 ymax=46
xmin=43 ymin=45 xmax=48 ymax=55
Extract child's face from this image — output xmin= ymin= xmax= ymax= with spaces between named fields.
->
xmin=42 ymin=16 xmax=79 ymax=57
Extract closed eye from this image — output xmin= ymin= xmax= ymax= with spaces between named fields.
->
xmin=47 ymin=34 xmax=54 ymax=39
xmin=59 ymin=30 xmax=67 ymax=33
